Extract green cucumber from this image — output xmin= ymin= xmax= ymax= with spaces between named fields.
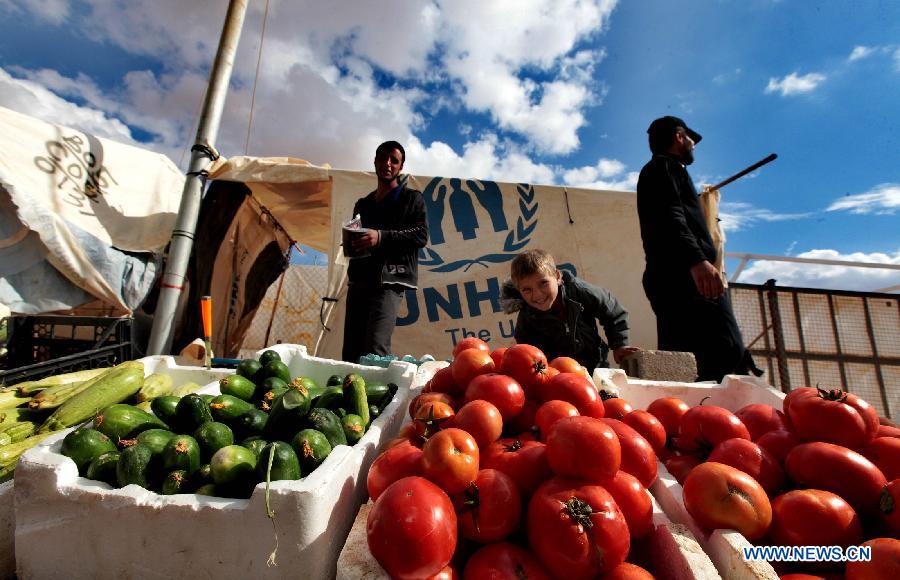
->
xmin=293 ymin=376 xmax=318 ymax=392
xmin=341 ymin=414 xmax=366 ymax=444
xmin=302 ymin=408 xmax=346 ymax=448
xmin=234 ymin=408 xmax=268 ymax=439
xmin=60 ymin=427 xmax=117 ymax=475
xmin=194 ymin=422 xmax=234 ymax=460
xmin=257 ymin=441 xmax=301 ymax=482
xmin=258 ymin=350 xmax=281 ymax=368
xmin=342 ymin=374 xmax=369 ymax=427
xmin=193 ymin=463 xmax=213 ymax=486
xmin=264 ymin=386 xmax=312 ymax=441
xmin=219 ymin=375 xmax=257 ymax=402
xmin=236 ymin=359 xmax=263 ymax=384
xmin=195 ymin=483 xmax=217 ymax=496
xmin=263 ymin=360 xmax=291 ymax=384
xmin=85 ymin=450 xmax=120 ymax=486
xmin=173 ymin=394 xmax=214 ymax=433
xmin=116 ymin=443 xmax=160 ymax=489
xmin=312 ymin=386 xmax=344 ymax=410
xmin=291 ymin=429 xmax=331 ymax=473
xmin=208 ymin=394 xmax=254 ymax=424
xmin=326 ymin=374 xmax=343 ymax=387
xmin=135 ymin=429 xmax=177 ymax=455
xmin=369 ymin=404 xmax=380 ymax=421
xmin=161 ymin=470 xmax=191 ymax=495
xmin=94 ymin=404 xmax=169 ymax=442
xmin=210 ymin=445 xmax=257 ymax=485
xmin=241 ymin=436 xmax=268 ymax=459
xmin=364 ymin=382 xmax=392 ymax=407
xmin=162 ymin=435 xmax=201 ymax=474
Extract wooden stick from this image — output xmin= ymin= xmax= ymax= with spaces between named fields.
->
xmin=709 ymin=153 xmax=777 ymax=191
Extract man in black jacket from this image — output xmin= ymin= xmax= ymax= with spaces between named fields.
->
xmin=636 ymin=116 xmax=755 ymax=381
xmin=342 ymin=141 xmax=428 ymax=363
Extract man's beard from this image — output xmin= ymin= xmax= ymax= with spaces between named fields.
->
xmin=681 ymin=148 xmax=694 ymax=165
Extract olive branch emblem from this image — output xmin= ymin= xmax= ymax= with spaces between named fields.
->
xmin=419 ymin=183 xmax=537 ymax=272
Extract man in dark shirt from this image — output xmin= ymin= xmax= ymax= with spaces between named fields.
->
xmin=341 ymin=141 xmax=428 ymax=363
xmin=636 ymin=116 xmax=756 ymax=381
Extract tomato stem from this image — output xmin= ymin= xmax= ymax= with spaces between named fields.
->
xmin=504 ymin=439 xmax=523 ymax=452
xmin=460 ymin=481 xmax=481 ymax=533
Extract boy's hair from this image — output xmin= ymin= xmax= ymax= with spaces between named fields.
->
xmin=511 ymin=249 xmax=557 ymax=282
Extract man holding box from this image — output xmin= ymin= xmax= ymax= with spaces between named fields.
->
xmin=341 ymin=141 xmax=428 ymax=363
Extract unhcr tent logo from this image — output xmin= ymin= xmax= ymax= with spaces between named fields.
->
xmin=418 ymin=177 xmax=538 ymax=272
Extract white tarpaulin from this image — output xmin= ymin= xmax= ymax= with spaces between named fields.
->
xmin=208 ymin=158 xmax=657 ymax=361
xmin=0 ymin=106 xmax=185 ymax=314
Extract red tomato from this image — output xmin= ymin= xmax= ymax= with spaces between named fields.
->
xmin=599 ymin=562 xmax=654 ymax=579
xmin=623 ymin=410 xmax=667 ymax=455
xmin=500 ymin=344 xmax=550 ymax=396
xmin=426 ymin=565 xmax=459 ymax=580
xmin=602 ymin=396 xmax=634 ymax=420
xmin=665 ymin=454 xmax=701 ymax=486
xmin=414 ymin=401 xmax=456 ymax=438
xmin=527 ymin=477 xmax=630 ymax=577
xmin=463 ymin=373 xmax=525 ymax=421
xmin=462 ymin=542 xmax=552 ymax=580
xmin=481 ymin=437 xmax=552 ymax=497
xmin=446 ymin=399 xmax=503 ymax=450
xmin=601 ymin=418 xmax=658 ymax=487
xmin=646 ymin=397 xmax=690 ymax=438
xmin=769 ymin=489 xmax=863 ymax=549
xmin=784 ymin=386 xmax=879 ymax=449
xmin=429 ymin=366 xmax=464 ymax=397
xmin=708 ymin=437 xmax=785 ymax=496
xmin=410 ymin=392 xmax=456 ymax=420
xmin=542 ymin=372 xmax=605 ymax=418
xmin=549 ymin=356 xmax=588 ymax=376
xmin=734 ymin=403 xmax=789 ymax=441
xmin=785 ymin=442 xmax=888 ymax=516
xmin=422 ymin=428 xmax=480 ymax=494
xmin=845 ymin=538 xmax=900 ymax=580
xmin=600 ymin=470 xmax=654 ymax=538
xmin=547 ymin=416 xmax=621 ymax=482
xmin=879 ymin=479 xmax=900 ymax=535
xmin=453 ymin=469 xmax=522 ymax=543
xmin=682 ymin=461 xmax=772 ymax=540
xmin=367 ymin=476 xmax=457 ymax=579
xmin=861 ymin=437 xmax=900 ymax=480
xmin=451 ymin=349 xmax=495 ymax=391
xmin=505 ymin=399 xmax=539 ymax=436
xmin=489 ymin=347 xmax=508 ymax=368
xmin=756 ymin=429 xmax=802 ymax=466
xmin=367 ymin=441 xmax=424 ymax=501
xmin=535 ymin=400 xmax=579 ymax=440
xmin=675 ymin=405 xmax=751 ymax=454
xmin=453 ymin=337 xmax=491 ymax=358
xmin=877 ymin=424 xmax=900 ymax=439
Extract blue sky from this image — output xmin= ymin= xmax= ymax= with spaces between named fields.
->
xmin=1 ymin=0 xmax=897 ymax=291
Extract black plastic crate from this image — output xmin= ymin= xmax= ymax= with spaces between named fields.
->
xmin=0 ymin=316 xmax=133 ymax=386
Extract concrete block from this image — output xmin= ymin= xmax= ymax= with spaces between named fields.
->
xmin=14 ymin=345 xmax=418 ymax=580
xmin=0 ymin=481 xmax=12 ymax=580
xmin=621 ymin=350 xmax=698 ymax=382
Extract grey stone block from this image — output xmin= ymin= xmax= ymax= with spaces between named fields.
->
xmin=621 ymin=350 xmax=698 ymax=382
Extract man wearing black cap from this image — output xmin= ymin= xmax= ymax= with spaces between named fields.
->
xmin=636 ymin=116 xmax=755 ymax=381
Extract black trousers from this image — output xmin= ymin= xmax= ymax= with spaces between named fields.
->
xmin=341 ymin=283 xmax=404 ymax=363
xmin=644 ymin=274 xmax=751 ymax=382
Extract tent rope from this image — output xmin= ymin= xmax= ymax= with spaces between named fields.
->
xmin=244 ymin=0 xmax=271 ymax=155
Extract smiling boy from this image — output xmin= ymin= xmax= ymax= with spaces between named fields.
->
xmin=502 ymin=249 xmax=640 ymax=370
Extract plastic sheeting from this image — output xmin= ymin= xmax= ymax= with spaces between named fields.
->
xmin=0 ymin=107 xmax=185 ymax=314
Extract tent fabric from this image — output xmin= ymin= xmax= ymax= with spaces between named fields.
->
xmin=208 ymin=161 xmax=661 ymax=362
xmin=0 ymin=106 xmax=185 ymax=314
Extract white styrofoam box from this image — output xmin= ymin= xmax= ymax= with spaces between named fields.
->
xmin=0 ymin=355 xmax=232 ymax=579
xmin=14 ymin=345 xmax=417 ymax=580
xmin=337 ymin=493 xmax=721 ymax=579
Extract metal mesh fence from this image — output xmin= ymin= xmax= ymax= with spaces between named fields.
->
xmin=732 ymin=281 xmax=899 ymax=419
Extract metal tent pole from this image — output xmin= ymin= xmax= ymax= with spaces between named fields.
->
xmin=147 ymin=0 xmax=250 ymax=355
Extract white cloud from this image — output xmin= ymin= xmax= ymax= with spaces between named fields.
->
xmin=848 ymin=46 xmax=875 ymax=61
xmin=718 ymin=202 xmax=811 ymax=232
xmin=764 ymin=72 xmax=826 ymax=96
xmin=826 ymin=183 xmax=900 ymax=215
xmin=410 ymin=135 xmax=556 ymax=185
xmin=895 ymin=47 xmax=900 ymax=71
xmin=562 ymin=158 xmax=636 ymax=191
xmin=712 ymin=68 xmax=742 ymax=85
xmin=18 ymin=0 xmax=68 ymax=25
xmin=735 ymin=249 xmax=900 ymax=292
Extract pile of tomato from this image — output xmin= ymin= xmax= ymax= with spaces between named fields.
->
xmin=656 ymin=385 xmax=900 ymax=579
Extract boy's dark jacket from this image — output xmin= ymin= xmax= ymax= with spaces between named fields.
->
xmin=347 ymin=182 xmax=428 ymax=288
xmin=501 ymin=271 xmax=629 ymax=371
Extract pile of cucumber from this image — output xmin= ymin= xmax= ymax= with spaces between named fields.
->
xmin=59 ymin=350 xmax=398 ymax=498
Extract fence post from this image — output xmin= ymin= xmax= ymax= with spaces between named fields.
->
xmin=765 ymin=279 xmax=791 ymax=393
